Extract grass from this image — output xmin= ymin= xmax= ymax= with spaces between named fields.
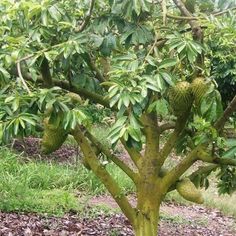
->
xmin=202 ymin=186 xmax=236 ymax=218
xmin=0 ymin=147 xmax=134 ymax=215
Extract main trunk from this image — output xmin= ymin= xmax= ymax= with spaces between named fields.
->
xmin=133 ymin=180 xmax=162 ymax=236
xmin=134 ymin=204 xmax=160 ymax=236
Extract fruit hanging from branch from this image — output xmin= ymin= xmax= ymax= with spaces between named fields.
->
xmin=41 ymin=118 xmax=68 ymax=154
xmin=176 ymin=178 xmax=204 ymax=204
xmin=169 ymin=81 xmax=194 ymax=117
xmin=191 ymin=77 xmax=209 ymax=107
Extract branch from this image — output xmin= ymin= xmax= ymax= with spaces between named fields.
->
xmin=83 ymin=53 xmax=106 ymax=82
xmin=16 ymin=42 xmax=67 ymax=64
xmin=75 ymin=0 xmax=96 ymax=33
xmin=121 ymin=139 xmax=142 ymax=170
xmin=172 ymin=0 xmax=203 ymax=41
xmin=167 ymin=164 xmax=218 ymax=193
xmin=187 ymin=164 xmax=218 ymax=182
xmin=201 ymin=155 xmax=236 ymax=167
xmin=100 ymin=57 xmax=111 ymax=80
xmin=143 ymin=37 xmax=167 ymax=64
xmin=23 ymin=73 xmax=110 ymax=108
xmin=172 ymin=0 xmax=204 ymax=70
xmin=160 ymin=115 xmax=189 ymax=166
xmin=214 ymin=95 xmax=236 ymax=132
xmin=16 ymin=62 xmax=31 ymax=94
xmin=196 ymin=148 xmax=236 ymax=167
xmin=71 ymin=126 xmax=136 ymax=225
xmin=166 ymin=7 xmax=236 ymax=21
xmin=159 ymin=122 xmax=175 ymax=133
xmin=172 ymin=0 xmax=193 ymax=18
xmin=85 ymin=131 xmax=139 ymax=183
xmin=166 ymin=13 xmax=198 ymax=20
xmin=40 ymin=57 xmax=53 ymax=88
xmin=213 ymin=6 xmax=236 ymax=16
xmin=213 ymin=157 xmax=236 ymax=166
xmin=141 ymin=113 xmax=161 ymax=171
xmin=162 ymin=146 xmax=204 ymax=189
xmin=162 ymin=0 xmax=167 ymax=25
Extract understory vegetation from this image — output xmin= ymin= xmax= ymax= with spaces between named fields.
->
xmin=0 ymin=147 xmax=134 ymax=215
xmin=1 ymin=142 xmax=236 ymax=218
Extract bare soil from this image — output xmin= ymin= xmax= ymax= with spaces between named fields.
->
xmin=12 ymin=137 xmax=79 ymax=163
xmin=89 ymin=195 xmax=236 ymax=236
xmin=0 ymin=200 xmax=235 ymax=236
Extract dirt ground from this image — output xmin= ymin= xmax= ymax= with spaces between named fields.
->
xmin=0 ymin=198 xmax=235 ymax=236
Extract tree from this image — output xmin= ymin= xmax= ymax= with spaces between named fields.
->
xmin=0 ymin=0 xmax=236 ymax=235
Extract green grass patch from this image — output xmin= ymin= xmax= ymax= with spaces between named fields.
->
xmin=0 ymin=148 xmax=134 ymax=215
xmin=203 ymin=187 xmax=236 ymax=218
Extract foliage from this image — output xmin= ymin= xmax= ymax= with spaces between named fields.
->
xmin=205 ymin=13 xmax=236 ymax=107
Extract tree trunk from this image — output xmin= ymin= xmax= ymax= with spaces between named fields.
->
xmin=134 ymin=207 xmax=160 ymax=236
xmin=134 ymin=202 xmax=159 ymax=236
xmin=134 ymin=182 xmax=162 ymax=236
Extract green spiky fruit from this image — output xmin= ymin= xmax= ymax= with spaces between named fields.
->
xmin=169 ymin=81 xmax=193 ymax=117
xmin=176 ymin=178 xmax=204 ymax=204
xmin=191 ymin=77 xmax=209 ymax=107
xmin=41 ymin=118 xmax=68 ymax=154
xmin=66 ymin=92 xmax=82 ymax=104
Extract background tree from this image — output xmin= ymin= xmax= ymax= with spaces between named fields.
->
xmin=0 ymin=0 xmax=236 ymax=235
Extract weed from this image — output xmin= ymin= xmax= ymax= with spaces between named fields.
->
xmin=0 ymin=147 xmax=134 ymax=214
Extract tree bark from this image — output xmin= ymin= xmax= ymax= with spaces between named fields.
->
xmin=134 ymin=183 xmax=161 ymax=236
xmin=134 ymin=209 xmax=160 ymax=236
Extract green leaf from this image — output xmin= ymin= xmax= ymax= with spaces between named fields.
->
xmin=48 ymin=5 xmax=61 ymax=22
xmin=222 ymin=146 xmax=236 ymax=158
xmin=127 ymin=127 xmax=140 ymax=142
xmin=122 ymin=94 xmax=130 ymax=107
xmin=155 ymin=99 xmax=169 ymax=116
xmin=12 ymin=98 xmax=20 ymax=112
xmin=14 ymin=120 xmax=19 ymax=136
xmin=159 ymin=72 xmax=174 ymax=86
xmin=0 ymin=66 xmax=10 ymax=80
xmin=133 ymin=0 xmax=141 ymax=15
xmin=158 ymin=58 xmax=177 ymax=69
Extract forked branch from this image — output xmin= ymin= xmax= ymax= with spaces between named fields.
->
xmin=121 ymin=139 xmax=142 ymax=170
xmin=160 ymin=115 xmax=189 ymax=166
xmin=162 ymin=146 xmax=204 ymax=189
xmin=85 ymin=131 xmax=139 ymax=183
xmin=71 ymin=126 xmax=136 ymax=225
xmin=214 ymin=95 xmax=236 ymax=132
xmin=75 ymin=0 xmax=96 ymax=33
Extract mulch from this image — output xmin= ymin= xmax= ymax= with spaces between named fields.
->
xmin=0 ymin=203 xmax=235 ymax=236
xmin=12 ymin=137 xmax=79 ymax=163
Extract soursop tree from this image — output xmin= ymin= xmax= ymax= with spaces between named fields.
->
xmin=0 ymin=0 xmax=236 ymax=235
